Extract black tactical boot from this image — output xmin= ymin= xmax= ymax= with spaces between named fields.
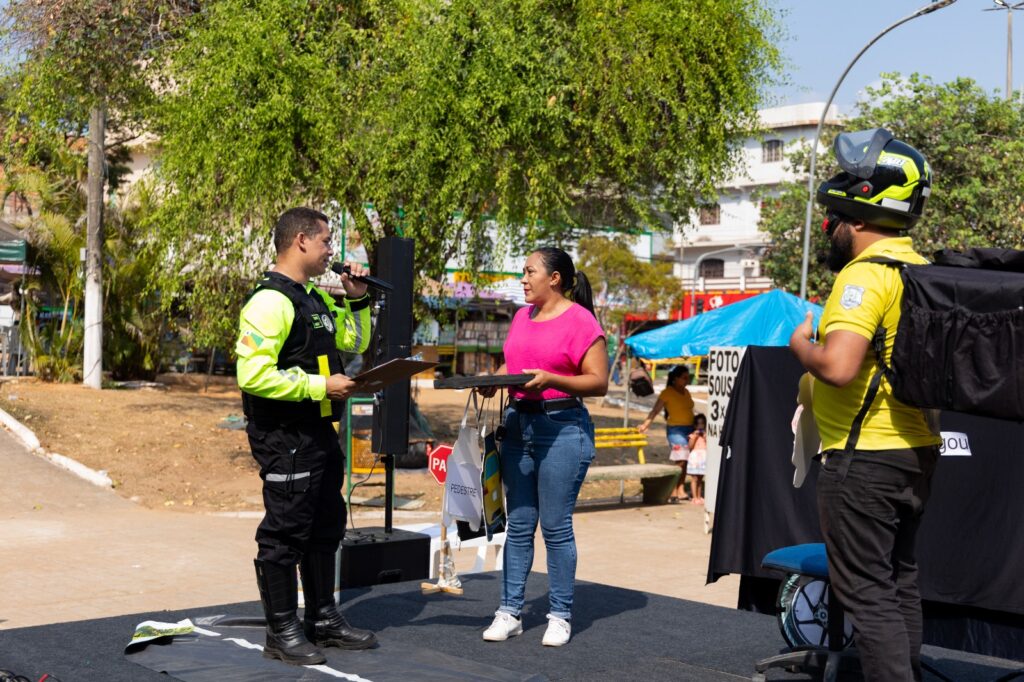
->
xmin=301 ymin=551 xmax=378 ymax=649
xmin=254 ymin=559 xmax=327 ymax=666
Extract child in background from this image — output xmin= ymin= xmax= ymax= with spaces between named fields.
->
xmin=687 ymin=414 xmax=708 ymax=504
xmin=638 ymin=365 xmax=694 ymax=503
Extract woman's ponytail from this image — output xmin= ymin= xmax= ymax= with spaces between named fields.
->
xmin=572 ymin=270 xmax=596 ymax=318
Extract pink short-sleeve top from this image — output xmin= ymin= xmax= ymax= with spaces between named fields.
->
xmin=503 ymin=302 xmax=605 ymax=400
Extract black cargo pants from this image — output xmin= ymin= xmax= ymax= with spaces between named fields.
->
xmin=817 ymin=445 xmax=939 ymax=682
xmin=247 ymin=419 xmax=346 ymax=566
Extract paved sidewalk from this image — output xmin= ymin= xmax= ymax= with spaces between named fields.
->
xmin=0 ymin=426 xmax=735 ymax=631
xmin=0 ymin=427 xmax=258 ymax=629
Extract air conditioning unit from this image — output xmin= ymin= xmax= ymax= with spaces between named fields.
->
xmin=740 ymin=258 xmax=758 ymax=269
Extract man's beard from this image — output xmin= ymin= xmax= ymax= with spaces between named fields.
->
xmin=825 ymin=226 xmax=855 ymax=272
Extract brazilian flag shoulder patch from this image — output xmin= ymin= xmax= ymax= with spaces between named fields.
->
xmin=240 ymin=330 xmax=264 ymax=351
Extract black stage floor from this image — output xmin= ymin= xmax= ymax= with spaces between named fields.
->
xmin=1 ymin=573 xmax=1021 ymax=681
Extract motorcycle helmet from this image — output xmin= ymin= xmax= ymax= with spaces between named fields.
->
xmin=816 ymin=127 xmax=931 ymax=230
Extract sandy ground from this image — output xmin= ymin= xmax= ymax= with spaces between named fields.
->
xmin=0 ymin=375 xmax=739 ymax=633
xmin=0 ymin=376 xmax=690 ymax=515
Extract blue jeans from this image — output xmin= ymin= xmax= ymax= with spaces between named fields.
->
xmin=498 ymin=404 xmax=595 ymax=620
xmin=666 ymin=425 xmax=694 ymax=447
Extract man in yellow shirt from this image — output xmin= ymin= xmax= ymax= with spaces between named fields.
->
xmin=789 ymin=129 xmax=941 ymax=682
xmin=236 ymin=207 xmax=374 ymax=665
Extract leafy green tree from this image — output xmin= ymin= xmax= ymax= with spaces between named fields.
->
xmin=149 ymin=0 xmax=363 ymax=350
xmin=1 ymin=1 xmax=195 ymax=130
xmin=2 ymin=0 xmax=197 ymax=382
xmin=576 ymin=234 xmax=682 ymax=328
xmin=103 ymin=182 xmax=170 ymax=380
xmin=151 ymin=0 xmax=782 ymax=348
xmin=354 ymin=0 xmax=783 ymax=263
xmin=2 ymin=156 xmax=171 ymax=381
xmin=3 ymin=160 xmax=88 ymax=381
xmin=761 ymin=74 xmax=1024 ymax=301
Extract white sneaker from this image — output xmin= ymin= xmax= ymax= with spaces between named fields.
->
xmin=541 ymin=614 xmax=571 ymax=646
xmin=482 ymin=610 xmax=523 ymax=641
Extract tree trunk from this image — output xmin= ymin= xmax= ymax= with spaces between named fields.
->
xmin=204 ymin=347 xmax=215 ymax=393
xmin=83 ymin=105 xmax=105 ymax=388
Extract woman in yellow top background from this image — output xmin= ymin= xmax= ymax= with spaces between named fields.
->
xmin=638 ymin=365 xmax=694 ymax=503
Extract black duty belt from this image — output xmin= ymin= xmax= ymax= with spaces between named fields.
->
xmin=512 ymin=398 xmax=582 ymax=413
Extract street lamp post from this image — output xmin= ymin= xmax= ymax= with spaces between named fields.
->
xmin=798 ymin=0 xmax=958 ymax=300
xmin=985 ymin=0 xmax=1024 ymax=100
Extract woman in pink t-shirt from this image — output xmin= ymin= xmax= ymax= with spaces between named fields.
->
xmin=480 ymin=247 xmax=608 ymax=648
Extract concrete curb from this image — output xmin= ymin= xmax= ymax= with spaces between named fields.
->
xmin=0 ymin=406 xmax=113 ymax=488
xmin=0 ymin=406 xmax=40 ymax=450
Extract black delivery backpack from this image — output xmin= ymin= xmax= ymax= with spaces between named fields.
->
xmin=869 ymin=248 xmax=1024 ymax=422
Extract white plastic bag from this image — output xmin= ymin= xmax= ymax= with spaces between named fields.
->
xmin=791 ymin=372 xmax=821 ymax=488
xmin=443 ymin=392 xmax=484 ymax=530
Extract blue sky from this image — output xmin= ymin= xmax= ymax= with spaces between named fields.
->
xmin=769 ymin=0 xmax=1019 ymax=112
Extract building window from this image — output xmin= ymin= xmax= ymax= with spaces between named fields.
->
xmin=698 ymin=204 xmax=720 ymax=225
xmin=762 ymin=139 xmax=784 ymax=163
xmin=699 ymin=258 xmax=724 ymax=279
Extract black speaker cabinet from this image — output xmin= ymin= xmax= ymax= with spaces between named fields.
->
xmin=371 ymin=237 xmax=415 ymax=455
xmin=373 ymin=236 xmax=414 ymax=352
xmin=339 ymin=527 xmax=430 ymax=588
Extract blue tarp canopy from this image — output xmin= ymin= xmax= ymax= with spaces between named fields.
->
xmin=624 ymin=290 xmax=824 ymax=359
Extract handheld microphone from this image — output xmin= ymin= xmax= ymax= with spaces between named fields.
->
xmin=330 ymin=262 xmax=394 ymax=292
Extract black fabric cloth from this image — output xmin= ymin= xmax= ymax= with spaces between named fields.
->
xmin=111 ymin=576 xmax=1024 ymax=682
xmin=126 ymin=613 xmax=545 ymax=682
xmin=923 ymin=601 xmax=1024 ymax=662
xmin=3 ymin=580 xmax=1023 ymax=680
xmin=708 ymin=346 xmax=822 ymax=584
xmin=933 ymin=247 xmax=1024 ymax=271
xmin=916 ymin=411 xmax=1024 ymax=615
xmin=247 ymin=419 xmax=346 ymax=565
xmin=708 ymin=346 xmax=1024 ymax=658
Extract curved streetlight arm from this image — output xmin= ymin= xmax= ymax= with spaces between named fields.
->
xmin=798 ymin=0 xmax=958 ymax=299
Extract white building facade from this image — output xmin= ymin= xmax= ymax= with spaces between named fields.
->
xmin=657 ymin=102 xmax=840 ymax=318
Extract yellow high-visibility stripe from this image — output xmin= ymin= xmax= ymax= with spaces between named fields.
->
xmin=317 ymin=355 xmax=331 ymax=417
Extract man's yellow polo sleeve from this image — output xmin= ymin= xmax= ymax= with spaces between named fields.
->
xmin=235 ymin=289 xmax=328 ymax=402
xmin=820 ymin=263 xmax=887 ymax=342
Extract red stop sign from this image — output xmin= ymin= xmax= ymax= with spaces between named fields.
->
xmin=427 ymin=444 xmax=453 ymax=486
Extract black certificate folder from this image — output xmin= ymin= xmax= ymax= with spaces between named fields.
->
xmin=433 ymin=374 xmax=533 ymax=389
xmin=354 ymin=359 xmax=438 ymax=392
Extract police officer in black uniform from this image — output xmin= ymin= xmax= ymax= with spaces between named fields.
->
xmin=236 ymin=207 xmax=375 ymax=665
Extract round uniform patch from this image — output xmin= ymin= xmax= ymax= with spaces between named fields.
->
xmin=320 ymin=313 xmax=335 ymax=333
xmin=839 ymin=285 xmax=865 ymax=310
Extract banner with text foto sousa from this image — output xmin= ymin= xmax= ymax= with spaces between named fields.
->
xmin=705 ymin=346 xmax=747 ymax=519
